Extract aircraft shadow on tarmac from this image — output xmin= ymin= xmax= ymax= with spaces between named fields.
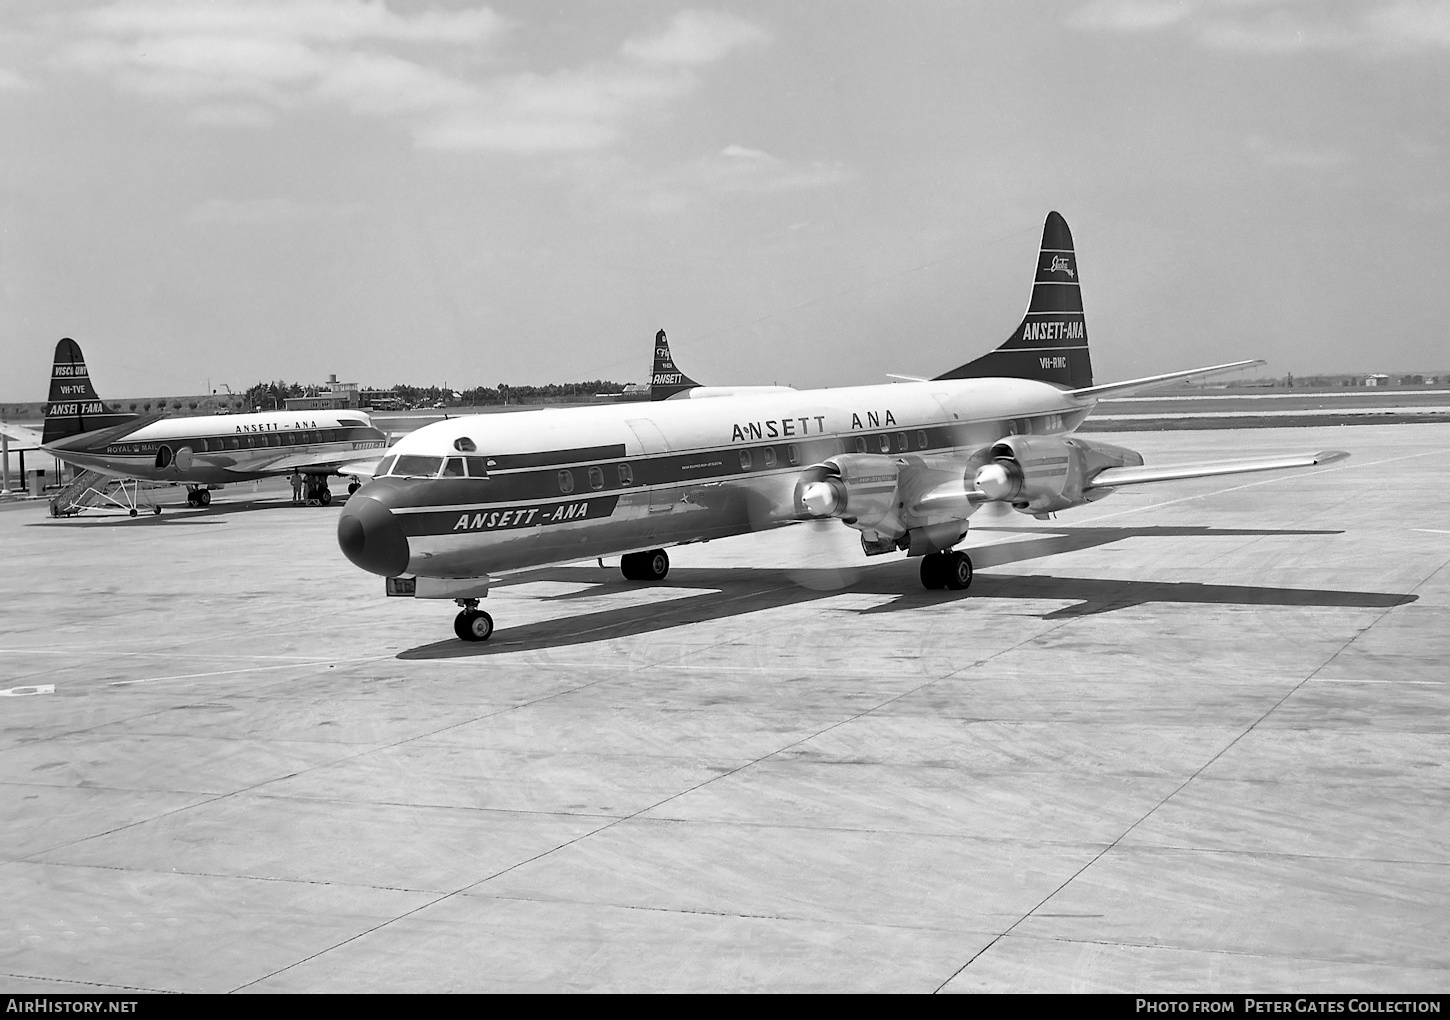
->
xmin=33 ymin=498 xmax=334 ymax=526
xmin=398 ymin=524 xmax=1417 ymax=659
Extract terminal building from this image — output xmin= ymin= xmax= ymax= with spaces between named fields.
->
xmin=285 ymin=375 xmax=360 ymax=411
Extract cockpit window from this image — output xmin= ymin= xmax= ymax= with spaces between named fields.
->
xmin=390 ymin=455 xmax=443 ymax=477
xmin=464 ymin=456 xmax=489 ymax=478
xmin=337 ymin=418 xmax=366 ymax=428
xmin=442 ymin=457 xmax=466 ymax=477
xmin=375 ymin=455 xmax=397 ymax=476
xmin=454 ymin=437 xmax=477 ymax=452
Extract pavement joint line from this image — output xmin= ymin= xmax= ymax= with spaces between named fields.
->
xmin=0 ymin=970 xmax=175 ymax=994
xmin=1309 ymin=677 xmax=1446 ymax=685
xmin=13 ymin=857 xmax=450 ymax=895
xmin=1411 ymin=529 xmax=1450 ymax=535
xmin=991 ymin=931 xmax=1447 ymax=972
xmin=930 ymin=578 xmax=1430 ymax=993
xmin=109 ymin=654 xmax=392 ymax=685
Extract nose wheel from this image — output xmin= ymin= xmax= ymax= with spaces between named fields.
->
xmin=920 ymin=550 xmax=972 ymax=591
xmin=454 ymin=607 xmax=494 ymax=642
xmin=620 ymin=548 xmax=669 ymax=581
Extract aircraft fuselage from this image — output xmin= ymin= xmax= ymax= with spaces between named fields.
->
xmin=345 ymin=377 xmax=1093 ymax=579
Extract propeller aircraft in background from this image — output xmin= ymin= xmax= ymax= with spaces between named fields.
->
xmin=37 ymin=338 xmax=389 ymax=514
xmin=338 ymin=212 xmax=1347 ymax=642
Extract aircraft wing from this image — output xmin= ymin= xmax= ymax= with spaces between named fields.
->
xmin=1087 ymin=450 xmax=1349 ymax=490
xmin=331 ymin=457 xmax=384 ymax=479
xmin=0 ymin=421 xmax=43 ymax=445
xmin=1068 ymin=359 xmax=1264 ymax=400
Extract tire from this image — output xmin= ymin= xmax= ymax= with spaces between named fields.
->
xmin=348 ymin=482 xmax=360 ymax=495
xmin=199 ymin=489 xmax=211 ymax=506
xmin=153 ymin=506 xmax=161 ymax=515
xmin=620 ymin=552 xmax=641 ymax=581
xmin=454 ymin=609 xmax=494 ymax=642
xmin=319 ymin=488 xmax=332 ymax=506
xmin=919 ymin=552 xmax=948 ymax=590
xmin=129 ymin=508 xmax=137 ymax=517
xmin=645 ymin=549 xmax=669 ymax=581
xmin=945 ymin=550 xmax=973 ymax=591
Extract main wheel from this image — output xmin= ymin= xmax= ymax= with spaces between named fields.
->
xmin=644 ymin=549 xmax=669 ymax=581
xmin=944 ymin=550 xmax=973 ymax=591
xmin=453 ymin=609 xmax=494 ymax=642
xmin=129 ymin=508 xmax=137 ymax=517
xmin=919 ymin=552 xmax=948 ymax=590
xmin=620 ymin=552 xmax=641 ymax=581
xmin=348 ymin=481 xmax=360 ymax=495
xmin=198 ymin=489 xmax=211 ymax=506
xmin=186 ymin=491 xmax=198 ymax=507
xmin=319 ymin=488 xmax=332 ymax=506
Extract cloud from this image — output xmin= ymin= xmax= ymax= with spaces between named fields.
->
xmin=188 ymin=196 xmax=360 ymax=225
xmin=594 ymin=145 xmax=855 ymax=213
xmin=621 ymin=9 xmax=770 ymax=65
xmin=0 ymin=66 xmax=33 ymax=91
xmin=42 ymin=2 xmax=771 ymax=155
xmin=1067 ymin=0 xmax=1450 ymax=54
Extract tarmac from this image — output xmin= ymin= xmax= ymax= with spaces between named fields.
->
xmin=0 ymin=422 xmax=1446 ymax=993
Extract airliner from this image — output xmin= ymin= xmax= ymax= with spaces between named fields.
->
xmin=650 ymin=328 xmax=794 ymax=401
xmin=338 ymin=212 xmax=1346 ymax=642
xmin=40 ymin=338 xmax=388 ymax=512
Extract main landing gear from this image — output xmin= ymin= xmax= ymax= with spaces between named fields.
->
xmin=453 ymin=598 xmax=494 ymax=642
xmin=920 ymin=550 xmax=973 ymax=591
xmin=620 ymin=548 xmax=669 ymax=582
xmin=185 ymin=486 xmax=212 ymax=507
xmin=304 ymin=476 xmax=333 ymax=507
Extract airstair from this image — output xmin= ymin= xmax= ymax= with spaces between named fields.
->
xmin=49 ymin=470 xmax=160 ymax=518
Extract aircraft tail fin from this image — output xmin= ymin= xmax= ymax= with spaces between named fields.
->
xmin=934 ymin=211 xmax=1093 ymax=390
xmin=42 ymin=338 xmax=137 ymax=446
xmin=650 ymin=329 xmax=700 ymax=401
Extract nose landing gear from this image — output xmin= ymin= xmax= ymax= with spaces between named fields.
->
xmin=453 ymin=598 xmax=494 ymax=642
xmin=920 ymin=550 xmax=973 ymax=591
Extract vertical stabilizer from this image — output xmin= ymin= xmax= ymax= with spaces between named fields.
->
xmin=43 ymin=338 xmax=136 ymax=446
xmin=934 ymin=211 xmax=1093 ymax=389
xmin=649 ymin=329 xmax=701 ymax=400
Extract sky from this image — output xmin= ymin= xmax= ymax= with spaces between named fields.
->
xmin=1 ymin=0 xmax=1447 ymax=401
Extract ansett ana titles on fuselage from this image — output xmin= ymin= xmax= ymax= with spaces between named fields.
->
xmin=56 ymin=410 xmax=388 ymax=485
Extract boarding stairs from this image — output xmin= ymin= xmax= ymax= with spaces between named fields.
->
xmin=49 ymin=470 xmax=159 ymax=518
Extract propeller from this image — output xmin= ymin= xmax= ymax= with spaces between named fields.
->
xmin=743 ymin=482 xmax=867 ymax=591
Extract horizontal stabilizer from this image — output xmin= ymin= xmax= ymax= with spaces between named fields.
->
xmin=1069 ymin=360 xmax=1264 ymax=400
xmin=0 ymin=421 xmax=43 ymax=445
xmin=42 ymin=412 xmax=167 ymax=453
xmin=1087 ymin=450 xmax=1349 ymax=490
xmin=334 ymin=458 xmax=384 ymax=480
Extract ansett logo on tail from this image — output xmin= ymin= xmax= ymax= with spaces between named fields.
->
xmin=1022 ymin=320 xmax=1085 ymax=342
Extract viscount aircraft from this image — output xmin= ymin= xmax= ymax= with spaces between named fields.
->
xmin=338 ymin=212 xmax=1347 ymax=642
xmin=40 ymin=338 xmax=388 ymax=513
xmin=649 ymin=329 xmax=794 ymax=401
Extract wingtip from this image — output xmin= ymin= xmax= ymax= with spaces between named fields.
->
xmin=1313 ymin=450 xmax=1351 ymax=465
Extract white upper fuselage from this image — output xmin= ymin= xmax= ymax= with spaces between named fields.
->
xmin=45 ymin=409 xmax=389 ymax=484
xmin=354 ymin=376 xmax=1095 ymax=578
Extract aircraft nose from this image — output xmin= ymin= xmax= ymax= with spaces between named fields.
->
xmin=337 ymin=494 xmax=410 ymax=577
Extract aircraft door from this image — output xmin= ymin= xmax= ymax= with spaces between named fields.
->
xmin=155 ymin=445 xmax=172 ymax=469
xmin=625 ymin=418 xmax=674 ymax=512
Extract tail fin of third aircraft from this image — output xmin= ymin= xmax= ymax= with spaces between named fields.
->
xmin=42 ymin=338 xmax=137 ymax=446
xmin=934 ymin=211 xmax=1094 ymax=390
xmin=650 ymin=329 xmax=701 ymax=401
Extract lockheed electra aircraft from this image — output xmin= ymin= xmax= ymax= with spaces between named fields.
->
xmin=40 ymin=338 xmax=388 ymax=511
xmin=338 ymin=212 xmax=1347 ymax=642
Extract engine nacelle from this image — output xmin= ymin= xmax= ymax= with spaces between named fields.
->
xmin=972 ymin=435 xmax=1143 ymax=516
xmin=797 ymin=454 xmax=901 ymax=532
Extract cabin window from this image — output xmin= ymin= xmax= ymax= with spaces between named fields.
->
xmin=442 ymin=457 xmax=466 ymax=477
xmin=588 ymin=466 xmax=604 ymax=491
xmin=763 ymin=448 xmax=777 ymax=468
xmin=787 ymin=444 xmax=800 ymax=466
xmin=375 ymin=455 xmax=397 ymax=476
xmin=739 ymin=450 xmax=753 ymax=471
xmin=917 ymin=431 xmax=928 ymax=450
xmin=391 ymin=455 xmax=442 ymax=477
xmin=268 ymin=434 xmax=282 ymax=447
xmin=878 ymin=435 xmax=890 ymax=453
xmin=464 ymin=457 xmax=489 ymax=478
xmin=558 ymin=469 xmax=575 ymax=494
xmin=895 ymin=432 xmax=908 ymax=452
xmin=454 ymin=437 xmax=477 ymax=453
xmin=618 ymin=463 xmax=634 ymax=486
xmin=854 ymin=436 xmax=868 ymax=454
